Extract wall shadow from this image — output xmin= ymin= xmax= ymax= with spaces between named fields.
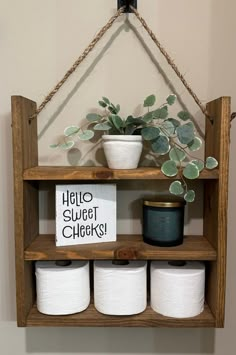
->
xmin=25 ymin=327 xmax=215 ymax=354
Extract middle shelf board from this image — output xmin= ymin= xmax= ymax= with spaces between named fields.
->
xmin=24 ymin=235 xmax=217 ymax=261
xmin=23 ymin=166 xmax=219 ymax=181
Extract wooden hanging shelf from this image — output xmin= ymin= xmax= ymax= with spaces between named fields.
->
xmin=12 ymin=95 xmax=230 ymax=328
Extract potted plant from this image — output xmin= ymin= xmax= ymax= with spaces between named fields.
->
xmin=52 ymin=94 xmax=218 ymax=202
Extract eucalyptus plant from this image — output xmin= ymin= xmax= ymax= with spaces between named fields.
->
xmin=52 ymin=94 xmax=218 ymax=202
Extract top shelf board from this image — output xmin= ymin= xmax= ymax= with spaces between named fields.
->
xmin=23 ymin=166 xmax=219 ymax=181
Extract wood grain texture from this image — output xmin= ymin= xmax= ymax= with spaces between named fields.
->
xmin=24 ymin=235 xmax=217 ymax=261
xmin=26 ymin=303 xmax=215 ymax=327
xmin=23 ymin=166 xmax=219 ymax=181
xmin=12 ymin=96 xmax=39 ymax=326
xmin=204 ymin=97 xmax=230 ymax=327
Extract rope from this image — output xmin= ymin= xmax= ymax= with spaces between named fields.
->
xmin=130 ymin=6 xmax=211 ymax=120
xmin=30 ymin=6 xmax=125 ymax=120
xmin=31 ymin=4 xmax=211 ymax=122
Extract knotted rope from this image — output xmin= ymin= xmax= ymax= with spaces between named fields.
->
xmin=30 ymin=5 xmax=211 ymax=121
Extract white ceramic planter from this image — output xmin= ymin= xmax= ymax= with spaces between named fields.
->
xmin=102 ymin=135 xmax=143 ymax=169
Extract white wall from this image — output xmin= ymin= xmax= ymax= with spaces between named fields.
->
xmin=0 ymin=0 xmax=236 ymax=354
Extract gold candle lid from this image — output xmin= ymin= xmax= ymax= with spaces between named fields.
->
xmin=143 ymin=198 xmax=186 ymax=208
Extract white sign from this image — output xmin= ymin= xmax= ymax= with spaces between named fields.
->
xmin=56 ymin=184 xmax=116 ymax=246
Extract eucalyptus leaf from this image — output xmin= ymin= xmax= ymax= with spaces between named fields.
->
xmin=188 ymin=137 xmax=202 ymax=151
xmin=98 ymin=101 xmax=107 ymax=108
xmin=94 ymin=122 xmax=112 ymax=131
xmin=86 ymin=113 xmax=102 ymax=122
xmin=153 ymin=106 xmax=168 ymax=119
xmin=126 ymin=116 xmax=144 ymax=125
xmin=167 ymin=94 xmax=176 ymax=106
xmin=183 ymin=162 xmax=200 ymax=179
xmin=169 ymin=181 xmax=184 ymax=195
xmin=78 ymin=130 xmax=94 ymax=140
xmin=161 ymin=160 xmax=178 ymax=177
xmin=206 ymin=157 xmax=218 ymax=169
xmin=169 ymin=147 xmax=186 ymax=162
xmin=141 ymin=127 xmax=160 ymax=141
xmin=177 ymin=111 xmax=191 ymax=121
xmin=177 ymin=123 xmax=195 ymax=144
xmin=64 ymin=126 xmax=80 ymax=137
xmin=142 ymin=112 xmax=153 ymax=123
xmin=60 ymin=141 xmax=75 ymax=150
xmin=50 ymin=144 xmax=59 ymax=148
xmin=184 ymin=190 xmax=196 ymax=203
xmin=162 ymin=120 xmax=175 ymax=136
xmin=192 ymin=160 xmax=204 ymax=172
xmin=102 ymin=97 xmax=110 ymax=104
xmin=151 ymin=135 xmax=170 ymax=155
xmin=168 ymin=118 xmax=180 ymax=129
xmin=144 ymin=95 xmax=156 ymax=107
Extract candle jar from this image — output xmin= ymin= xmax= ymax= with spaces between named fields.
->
xmin=143 ymin=199 xmax=186 ymax=247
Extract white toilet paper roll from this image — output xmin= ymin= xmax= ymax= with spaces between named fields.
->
xmin=94 ymin=260 xmax=147 ymax=315
xmin=36 ymin=260 xmax=90 ymax=315
xmin=151 ymin=261 xmax=205 ymax=318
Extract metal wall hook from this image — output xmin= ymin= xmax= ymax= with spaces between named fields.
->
xmin=118 ymin=0 xmax=137 ymax=13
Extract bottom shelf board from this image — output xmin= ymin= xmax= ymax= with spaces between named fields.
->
xmin=26 ymin=303 xmax=215 ymax=327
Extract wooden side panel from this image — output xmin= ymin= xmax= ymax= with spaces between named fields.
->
xmin=12 ymin=96 xmax=39 ymax=326
xmin=204 ymin=97 xmax=230 ymax=327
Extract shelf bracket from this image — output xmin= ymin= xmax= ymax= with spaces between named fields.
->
xmin=118 ymin=0 xmax=137 ymax=13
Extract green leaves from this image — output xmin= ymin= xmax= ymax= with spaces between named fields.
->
xmin=192 ymin=160 xmax=204 ymax=172
xmin=169 ymin=147 xmax=186 ymax=162
xmin=177 ymin=123 xmax=195 ymax=144
xmin=184 ymin=190 xmax=195 ymax=203
xmin=161 ymin=160 xmax=178 ymax=177
xmin=110 ymin=115 xmax=123 ymax=132
xmin=94 ymin=122 xmax=112 ymax=131
xmin=183 ymin=162 xmax=200 ymax=179
xmin=167 ymin=94 xmax=176 ymax=106
xmin=64 ymin=126 xmax=80 ymax=136
xmin=102 ymin=97 xmax=110 ymax=105
xmin=141 ymin=127 xmax=160 ymax=141
xmin=78 ymin=130 xmax=94 ymax=140
xmin=116 ymin=104 xmax=121 ymax=113
xmin=144 ymin=94 xmax=156 ymax=107
xmin=177 ymin=111 xmax=191 ymax=121
xmin=206 ymin=157 xmax=218 ymax=169
xmin=53 ymin=94 xmax=218 ymax=208
xmin=168 ymin=118 xmax=180 ymax=129
xmin=151 ymin=135 xmax=170 ymax=155
xmin=60 ymin=141 xmax=75 ymax=150
xmin=98 ymin=101 xmax=107 ymax=108
xmin=86 ymin=113 xmax=102 ymax=122
xmin=188 ymin=137 xmax=202 ymax=151
xmin=142 ymin=112 xmax=154 ymax=123
xmin=98 ymin=97 xmax=120 ymax=114
xmin=169 ymin=181 xmax=184 ymax=195
xmin=162 ymin=120 xmax=175 ymax=136
xmin=153 ymin=106 xmax=168 ymax=119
